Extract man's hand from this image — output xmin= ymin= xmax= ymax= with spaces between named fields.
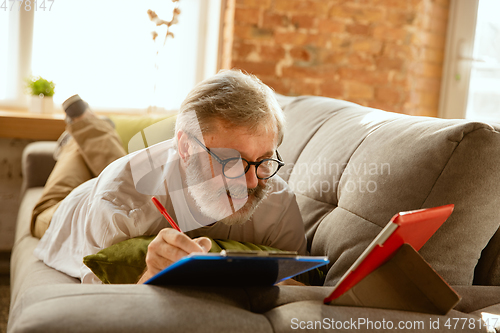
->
xmin=137 ymin=228 xmax=211 ymax=284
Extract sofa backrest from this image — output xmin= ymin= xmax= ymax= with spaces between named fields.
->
xmin=108 ymin=114 xmax=177 ymax=153
xmin=277 ymin=95 xmax=500 ymax=287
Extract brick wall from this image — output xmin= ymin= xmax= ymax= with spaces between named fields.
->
xmin=221 ymin=0 xmax=450 ymax=117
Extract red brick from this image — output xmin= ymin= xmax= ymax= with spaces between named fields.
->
xmin=318 ymin=50 xmax=348 ymax=66
xmin=346 ymin=23 xmax=371 ymax=36
xmin=347 ymin=81 xmax=375 ymax=99
xmin=262 ymin=12 xmax=289 ymax=29
xmin=350 ymin=39 xmax=383 ymax=54
xmin=428 ymin=2 xmax=449 ymax=21
xmin=275 ymin=32 xmax=330 ymax=47
xmin=289 ymin=79 xmax=320 ymax=96
xmin=251 ymin=26 xmax=274 ymax=39
xmin=427 ymin=17 xmax=448 ymax=35
xmin=232 ymin=42 xmax=257 ymax=60
xmin=236 ymin=0 xmax=272 ymax=9
xmin=390 ymin=72 xmax=411 ymax=88
xmin=420 ymin=47 xmax=444 ymax=64
xmin=412 ymin=62 xmax=443 ymax=78
xmin=415 ymin=77 xmax=441 ymax=92
xmin=362 ymin=7 xmax=384 ymax=22
xmin=304 ymin=34 xmax=330 ymax=47
xmin=377 ymin=0 xmax=413 ymax=10
xmin=318 ymin=19 xmax=345 ymax=33
xmin=291 ymin=15 xmax=316 ymax=30
xmin=386 ymin=10 xmax=416 ymax=26
xmin=260 ymin=45 xmax=286 ymax=61
xmin=401 ymin=105 xmax=417 ymax=116
xmin=408 ymin=91 xmax=440 ymax=108
xmin=234 ymin=8 xmax=261 ymax=25
xmin=348 ymin=53 xmax=375 ymax=68
xmin=373 ymin=25 xmax=411 ymax=42
xmin=259 ymin=76 xmax=290 ymax=94
xmin=419 ymin=9 xmax=448 ymax=34
xmin=232 ymin=61 xmax=276 ymax=76
xmin=329 ymin=6 xmax=353 ymax=19
xmin=356 ymin=0 xmax=383 ymax=6
xmin=339 ymin=68 xmax=390 ymax=85
xmin=368 ymin=100 xmax=401 ymax=113
xmin=275 ymin=0 xmax=330 ymax=16
xmin=225 ymin=0 xmax=450 ymax=119
xmin=376 ymin=85 xmax=401 ymax=104
xmin=319 ymin=80 xmax=344 ymax=98
xmin=435 ymin=0 xmax=450 ymax=7
xmin=414 ymin=106 xmax=439 ymax=118
xmin=331 ymin=6 xmax=385 ymax=23
xmin=376 ymin=56 xmax=405 ymax=71
xmin=412 ymin=31 xmax=445 ymax=49
xmin=274 ymin=31 xmax=308 ymax=45
xmin=348 ymin=99 xmax=370 ymax=107
xmin=282 ymin=65 xmax=336 ymax=80
xmin=233 ymin=24 xmax=253 ymax=40
xmin=329 ymin=36 xmax=351 ymax=49
xmin=383 ymin=44 xmax=417 ymax=60
xmin=290 ymin=47 xmax=312 ymax=62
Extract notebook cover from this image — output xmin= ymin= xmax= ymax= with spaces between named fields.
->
xmin=324 ymin=204 xmax=454 ymax=303
xmin=145 ymin=253 xmax=329 ymax=286
xmin=329 ymin=244 xmax=461 ymax=315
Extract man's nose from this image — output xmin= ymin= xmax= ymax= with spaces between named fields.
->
xmin=245 ymin=166 xmax=259 ymax=189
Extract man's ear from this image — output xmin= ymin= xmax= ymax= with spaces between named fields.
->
xmin=177 ymin=130 xmax=191 ymax=163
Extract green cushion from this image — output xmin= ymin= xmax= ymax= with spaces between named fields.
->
xmin=108 ymin=114 xmax=177 ymax=153
xmin=209 ymin=239 xmax=282 ymax=253
xmin=83 ymin=236 xmax=155 ymax=284
xmin=83 ymin=236 xmax=287 ymax=285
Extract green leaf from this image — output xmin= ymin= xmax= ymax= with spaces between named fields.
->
xmin=25 ymin=76 xmax=55 ymax=97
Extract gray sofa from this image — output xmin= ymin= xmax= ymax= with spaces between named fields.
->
xmin=8 ymin=95 xmax=500 ymax=332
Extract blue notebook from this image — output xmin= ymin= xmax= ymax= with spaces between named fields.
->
xmin=144 ymin=251 xmax=329 ymax=286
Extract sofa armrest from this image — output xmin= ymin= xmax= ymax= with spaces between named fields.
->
xmin=20 ymin=141 xmax=58 ymax=197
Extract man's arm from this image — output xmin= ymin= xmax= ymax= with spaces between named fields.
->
xmin=137 ymin=228 xmax=211 ymax=284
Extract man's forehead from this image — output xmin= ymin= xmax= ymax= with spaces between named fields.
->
xmin=210 ymin=119 xmax=277 ymax=139
xmin=203 ymin=121 xmax=278 ymax=158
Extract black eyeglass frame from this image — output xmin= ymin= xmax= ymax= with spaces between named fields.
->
xmin=189 ymin=135 xmax=285 ymax=180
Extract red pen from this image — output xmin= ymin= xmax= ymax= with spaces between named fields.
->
xmin=151 ymin=196 xmax=182 ymax=233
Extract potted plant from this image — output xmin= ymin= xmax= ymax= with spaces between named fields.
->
xmin=25 ymin=76 xmax=55 ymax=113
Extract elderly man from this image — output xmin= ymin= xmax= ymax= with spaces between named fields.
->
xmin=32 ymin=70 xmax=307 ymax=284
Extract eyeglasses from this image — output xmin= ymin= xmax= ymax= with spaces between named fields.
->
xmin=190 ymin=135 xmax=285 ymax=180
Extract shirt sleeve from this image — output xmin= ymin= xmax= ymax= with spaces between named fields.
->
xmin=79 ymin=195 xmax=143 ymax=284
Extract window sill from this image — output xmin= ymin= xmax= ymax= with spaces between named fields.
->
xmin=0 ymin=110 xmax=66 ymax=141
xmin=0 ymin=109 xmax=175 ymax=141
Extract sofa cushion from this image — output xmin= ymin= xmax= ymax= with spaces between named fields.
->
xmin=20 ymin=142 xmax=58 ymax=196
xmin=264 ymin=300 xmax=485 ymax=332
xmin=278 ymin=96 xmax=500 ymax=286
xmin=452 ymin=286 xmax=500 ymax=314
xmin=8 ymin=284 xmax=271 ymax=333
xmin=471 ymin=304 xmax=500 ymax=332
xmin=108 ymin=114 xmax=176 ymax=153
xmin=475 ymin=229 xmax=500 ymax=285
xmin=10 ymin=188 xmax=79 ymax=310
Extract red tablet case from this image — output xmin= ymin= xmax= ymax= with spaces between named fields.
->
xmin=324 ymin=204 xmax=455 ymax=304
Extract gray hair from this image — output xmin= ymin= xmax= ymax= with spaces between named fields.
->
xmin=175 ymin=69 xmax=285 ymax=146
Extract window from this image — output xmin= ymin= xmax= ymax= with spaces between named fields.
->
xmin=465 ymin=0 xmax=500 ymax=122
xmin=0 ymin=11 xmax=9 ymax=99
xmin=1 ymin=0 xmax=221 ymax=112
xmin=440 ymin=0 xmax=500 ymax=123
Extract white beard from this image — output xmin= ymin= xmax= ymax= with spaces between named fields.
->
xmin=184 ymin=152 xmax=271 ymax=226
